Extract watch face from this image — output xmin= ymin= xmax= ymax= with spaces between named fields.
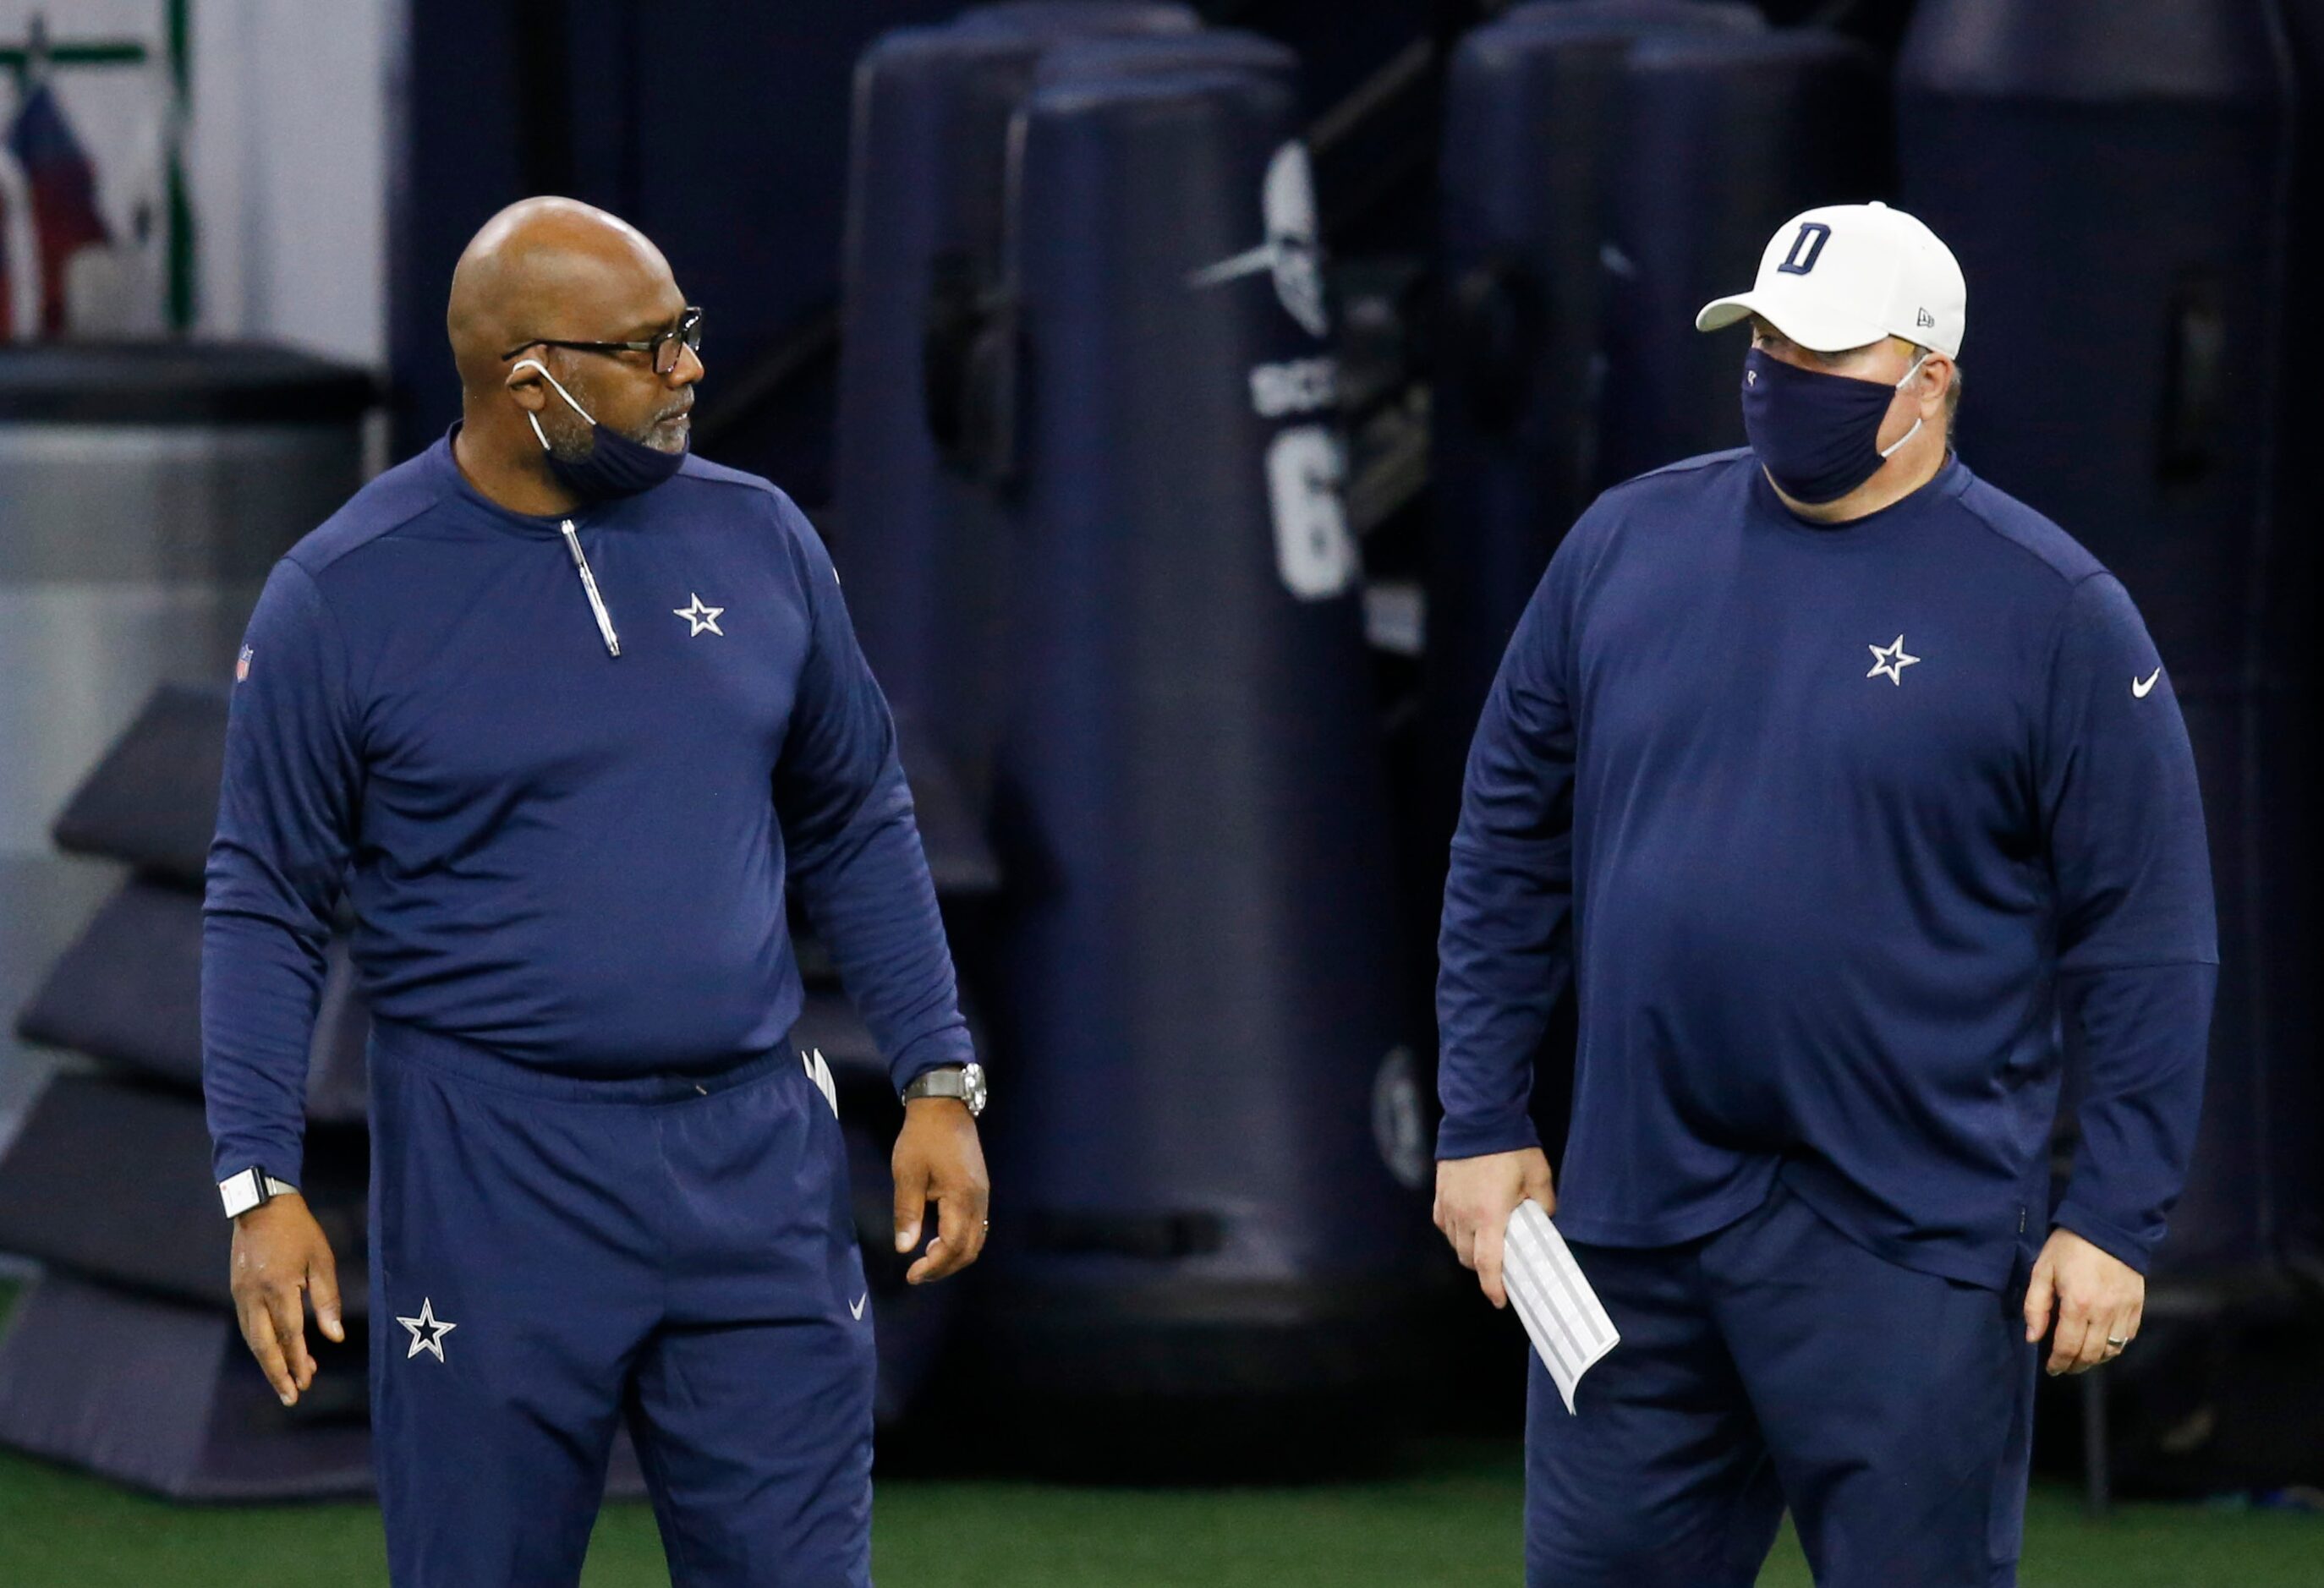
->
xmin=962 ymin=1063 xmax=988 ymax=1114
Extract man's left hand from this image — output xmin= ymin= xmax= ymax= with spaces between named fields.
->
xmin=892 ymin=1098 xmax=989 ymax=1285
xmin=2024 ymin=1226 xmax=2143 ymax=1377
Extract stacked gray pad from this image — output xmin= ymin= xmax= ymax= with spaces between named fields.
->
xmin=0 ymin=1075 xmax=368 ymax=1313
xmin=19 ymin=869 xmax=371 ymax=1122
xmin=0 ymin=685 xmax=377 ymax=1497
xmin=1 ymin=676 xmax=1001 ymax=1495
xmin=0 ymin=1272 xmax=374 ymax=1500
xmin=0 ymin=343 xmax=373 ymax=1498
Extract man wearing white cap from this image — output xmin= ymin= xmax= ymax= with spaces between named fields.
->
xmin=1432 ymin=202 xmax=2216 ymax=1585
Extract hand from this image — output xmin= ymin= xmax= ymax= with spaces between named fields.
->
xmin=1433 ymin=1147 xmax=1556 ymax=1309
xmin=892 ymin=1098 xmax=989 ymax=1285
xmin=228 ymin=1192 xmax=344 ymax=1406
xmin=2024 ymin=1226 xmax=2143 ymax=1377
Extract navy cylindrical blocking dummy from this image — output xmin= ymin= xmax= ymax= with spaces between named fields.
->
xmin=1596 ymin=26 xmax=1889 ymax=485
xmin=986 ymin=62 xmax=1424 ymax=1396
xmin=835 ymin=4 xmax=1198 ymax=807
xmin=952 ymin=1 xmax=1198 ymax=37
xmin=1030 ymin=30 xmax=1297 ymax=92
xmin=1424 ymin=1 xmax=1762 ymax=850
xmin=1900 ymin=0 xmax=2318 ymax=1276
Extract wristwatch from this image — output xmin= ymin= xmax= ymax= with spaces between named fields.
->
xmin=901 ymin=1062 xmax=987 ymax=1117
xmin=218 ymin=1166 xmax=299 ymax=1219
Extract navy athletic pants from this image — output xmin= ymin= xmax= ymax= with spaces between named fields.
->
xmin=1526 ymin=1180 xmax=2036 ymax=1587
xmin=366 ymin=1021 xmax=876 ymax=1587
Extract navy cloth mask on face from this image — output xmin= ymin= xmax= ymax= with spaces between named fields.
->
xmin=1740 ymin=345 xmax=1927 ymax=507
xmin=512 ymin=357 xmax=688 ymax=501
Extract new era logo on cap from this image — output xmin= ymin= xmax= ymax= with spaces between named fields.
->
xmin=1695 ymin=201 xmax=1966 ymax=359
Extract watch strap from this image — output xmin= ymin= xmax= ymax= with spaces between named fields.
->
xmin=901 ymin=1066 xmax=967 ymax=1103
xmin=902 ymin=1062 xmax=986 ymax=1116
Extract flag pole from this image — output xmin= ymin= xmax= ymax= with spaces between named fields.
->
xmin=167 ymin=0 xmax=192 ymax=331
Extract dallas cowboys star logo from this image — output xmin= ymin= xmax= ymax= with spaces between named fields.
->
xmin=673 ymin=594 xmax=724 ymax=637
xmin=397 ymin=1297 xmax=458 ymax=1362
xmin=1866 ymin=634 xmax=1921 ymax=686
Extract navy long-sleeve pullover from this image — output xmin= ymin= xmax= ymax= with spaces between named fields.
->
xmin=204 ymin=434 xmax=973 ymax=1186
xmin=1437 ymin=451 xmax=2217 ymax=1287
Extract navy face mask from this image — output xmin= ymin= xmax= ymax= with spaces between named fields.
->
xmin=512 ymin=358 xmax=688 ymax=501
xmin=1740 ymin=346 xmax=1927 ymax=506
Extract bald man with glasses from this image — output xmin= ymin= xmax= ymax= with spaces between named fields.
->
xmin=204 ymin=197 xmax=989 ymax=1585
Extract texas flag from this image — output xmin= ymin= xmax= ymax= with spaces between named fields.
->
xmin=7 ymin=78 xmax=110 ymax=336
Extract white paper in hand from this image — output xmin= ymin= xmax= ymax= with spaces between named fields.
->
xmin=1502 ymin=1201 xmax=1619 ymax=1414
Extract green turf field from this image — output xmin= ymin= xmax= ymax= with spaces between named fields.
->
xmin=0 ymin=1432 xmax=2318 ymax=1585
xmin=0 ymin=1277 xmax=2316 ymax=1585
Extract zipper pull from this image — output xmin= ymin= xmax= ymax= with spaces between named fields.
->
xmin=560 ymin=519 xmax=621 ymax=658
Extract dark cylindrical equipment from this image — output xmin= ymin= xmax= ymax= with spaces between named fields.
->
xmin=834 ymin=4 xmax=1198 ymax=808
xmin=1031 ymin=30 xmax=1297 ymax=91
xmin=985 ymin=63 xmax=1423 ymax=1399
xmin=952 ymin=1 xmax=1198 ymax=37
xmin=1597 ymin=27 xmax=1890 ymax=482
xmin=1900 ymin=0 xmax=2316 ymax=1276
xmin=1423 ymin=1 xmax=1763 ymax=849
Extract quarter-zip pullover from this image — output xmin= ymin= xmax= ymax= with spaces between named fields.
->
xmin=1437 ymin=451 xmax=2217 ymax=1287
xmin=204 ymin=433 xmax=972 ymax=1185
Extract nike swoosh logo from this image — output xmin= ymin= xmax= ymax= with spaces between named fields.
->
xmin=849 ymin=1293 xmax=867 ymax=1321
xmin=2133 ymin=668 xmax=2162 ymax=698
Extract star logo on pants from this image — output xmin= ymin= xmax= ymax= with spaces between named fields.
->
xmin=397 ymin=1297 xmax=458 ymax=1362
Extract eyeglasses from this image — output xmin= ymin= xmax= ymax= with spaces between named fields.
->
xmin=501 ymin=306 xmax=704 ymax=376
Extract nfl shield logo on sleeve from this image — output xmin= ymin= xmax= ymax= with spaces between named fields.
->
xmin=235 ymin=645 xmax=253 ymax=682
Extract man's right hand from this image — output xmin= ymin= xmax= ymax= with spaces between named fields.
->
xmin=228 ymin=1192 xmax=344 ymax=1407
xmin=1433 ymin=1147 xmax=1556 ymax=1310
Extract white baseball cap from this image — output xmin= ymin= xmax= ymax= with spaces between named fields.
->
xmin=1695 ymin=200 xmax=1966 ymax=359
